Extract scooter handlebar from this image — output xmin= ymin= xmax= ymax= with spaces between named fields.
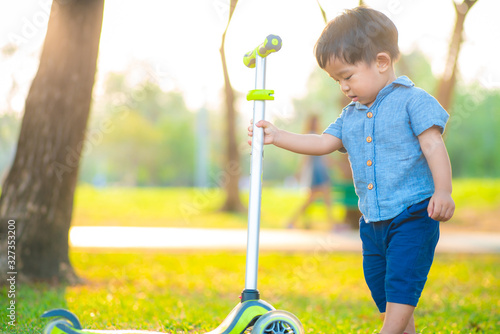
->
xmin=243 ymin=34 xmax=282 ymax=68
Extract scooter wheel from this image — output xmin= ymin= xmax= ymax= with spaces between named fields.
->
xmin=251 ymin=310 xmax=304 ymax=334
xmin=41 ymin=309 xmax=82 ymax=329
xmin=42 ymin=309 xmax=83 ymax=334
xmin=43 ymin=318 xmax=81 ymax=334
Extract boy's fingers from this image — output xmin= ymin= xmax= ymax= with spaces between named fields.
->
xmin=435 ymin=202 xmax=448 ymax=221
xmin=431 ymin=204 xmax=442 ymax=220
xmin=443 ymin=206 xmax=454 ymax=222
xmin=427 ymin=199 xmax=434 ymax=218
xmin=440 ymin=209 xmax=451 ymax=222
xmin=431 ymin=202 xmax=443 ymax=220
xmin=256 ymin=120 xmax=269 ymax=127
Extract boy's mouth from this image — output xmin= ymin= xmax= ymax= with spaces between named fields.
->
xmin=349 ymin=95 xmax=358 ymax=102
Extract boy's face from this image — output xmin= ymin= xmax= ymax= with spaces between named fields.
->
xmin=323 ymin=56 xmax=392 ymax=108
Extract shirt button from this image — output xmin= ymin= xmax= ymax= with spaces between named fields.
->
xmin=366 ymin=136 xmax=372 ymax=143
xmin=368 ymin=183 xmax=374 ymax=190
xmin=367 ymin=160 xmax=373 ymax=166
xmin=367 ymin=112 xmax=373 ymax=118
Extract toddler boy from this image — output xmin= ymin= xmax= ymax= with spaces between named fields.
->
xmin=248 ymin=6 xmax=455 ymax=334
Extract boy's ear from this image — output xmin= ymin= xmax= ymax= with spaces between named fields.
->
xmin=375 ymin=52 xmax=392 ymax=73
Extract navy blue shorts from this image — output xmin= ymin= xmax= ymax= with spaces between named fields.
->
xmin=360 ymin=198 xmax=440 ymax=313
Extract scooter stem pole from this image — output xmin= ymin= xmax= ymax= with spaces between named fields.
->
xmin=245 ymin=54 xmax=266 ymax=291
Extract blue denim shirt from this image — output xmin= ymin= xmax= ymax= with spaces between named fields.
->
xmin=324 ymin=76 xmax=449 ymax=223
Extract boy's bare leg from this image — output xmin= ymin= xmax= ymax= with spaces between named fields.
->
xmin=404 ymin=313 xmax=416 ymax=334
xmin=380 ymin=313 xmax=416 ymax=334
xmin=380 ymin=302 xmax=416 ymax=334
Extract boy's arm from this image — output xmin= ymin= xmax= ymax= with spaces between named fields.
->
xmin=418 ymin=126 xmax=455 ymax=222
xmin=248 ymin=120 xmax=343 ymax=155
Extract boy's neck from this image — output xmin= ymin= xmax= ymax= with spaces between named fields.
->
xmin=384 ymin=68 xmax=397 ymax=87
xmin=366 ymin=68 xmax=398 ymax=108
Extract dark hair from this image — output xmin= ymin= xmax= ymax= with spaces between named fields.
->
xmin=314 ymin=6 xmax=400 ymax=68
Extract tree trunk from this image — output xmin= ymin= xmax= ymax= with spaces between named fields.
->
xmin=0 ymin=0 xmax=104 ymax=283
xmin=315 ymin=0 xmax=363 ymax=228
xmin=219 ymin=0 xmax=244 ymax=212
xmin=435 ymin=0 xmax=478 ymax=111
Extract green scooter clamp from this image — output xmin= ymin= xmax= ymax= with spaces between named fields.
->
xmin=206 ymin=299 xmax=274 ymax=334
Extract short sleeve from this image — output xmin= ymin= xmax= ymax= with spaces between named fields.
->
xmin=408 ymin=89 xmax=449 ymax=136
xmin=323 ymin=111 xmax=347 ymax=153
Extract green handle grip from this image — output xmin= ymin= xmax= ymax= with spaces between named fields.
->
xmin=243 ymin=34 xmax=282 ymax=68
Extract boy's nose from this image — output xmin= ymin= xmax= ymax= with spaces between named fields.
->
xmin=341 ymin=83 xmax=349 ymax=93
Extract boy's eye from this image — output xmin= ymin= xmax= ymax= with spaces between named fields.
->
xmin=345 ymin=75 xmax=352 ymax=80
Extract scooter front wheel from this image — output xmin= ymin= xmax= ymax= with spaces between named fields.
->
xmin=43 ymin=318 xmax=83 ymax=334
xmin=42 ymin=309 xmax=83 ymax=334
xmin=251 ymin=310 xmax=304 ymax=334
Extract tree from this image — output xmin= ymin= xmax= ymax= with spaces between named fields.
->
xmin=0 ymin=0 xmax=104 ymax=282
xmin=219 ymin=0 xmax=244 ymax=212
xmin=436 ymin=0 xmax=479 ymax=111
xmin=314 ymin=0 xmax=363 ymax=228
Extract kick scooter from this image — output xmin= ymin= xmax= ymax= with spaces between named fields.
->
xmin=42 ymin=34 xmax=304 ymax=334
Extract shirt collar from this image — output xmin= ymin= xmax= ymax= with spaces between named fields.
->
xmin=392 ymin=75 xmax=414 ymax=88
xmin=353 ymin=75 xmax=415 ymax=110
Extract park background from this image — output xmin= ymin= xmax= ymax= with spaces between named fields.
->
xmin=0 ymin=0 xmax=499 ymax=333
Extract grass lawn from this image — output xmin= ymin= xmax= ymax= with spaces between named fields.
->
xmin=72 ymin=179 xmax=500 ymax=231
xmin=3 ymin=180 xmax=498 ymax=333
xmin=3 ymin=251 xmax=499 ymax=334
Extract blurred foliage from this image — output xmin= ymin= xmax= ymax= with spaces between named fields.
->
xmin=1 ymin=52 xmax=500 ymax=185
xmin=261 ymin=64 xmax=347 ymax=184
xmin=398 ymin=51 xmax=500 ymax=177
xmin=79 ymin=71 xmax=197 ymax=186
xmin=446 ymin=86 xmax=500 ymax=177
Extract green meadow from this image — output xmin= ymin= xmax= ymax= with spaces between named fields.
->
xmin=3 ymin=252 xmax=499 ymax=333
xmin=72 ymin=179 xmax=500 ymax=231
xmin=2 ymin=179 xmax=500 ymax=333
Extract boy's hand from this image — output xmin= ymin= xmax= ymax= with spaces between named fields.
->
xmin=428 ymin=190 xmax=455 ymax=222
xmin=247 ymin=119 xmax=280 ymax=146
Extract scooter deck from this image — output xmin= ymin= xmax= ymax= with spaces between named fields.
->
xmin=70 ymin=331 xmax=165 ymax=334
xmin=43 ymin=300 xmax=274 ymax=334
